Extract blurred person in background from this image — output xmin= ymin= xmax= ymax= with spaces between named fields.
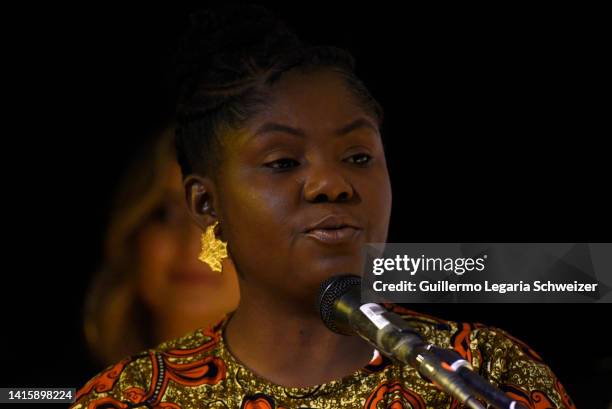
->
xmin=83 ymin=124 xmax=240 ymax=366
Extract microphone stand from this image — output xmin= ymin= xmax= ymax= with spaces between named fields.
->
xmin=318 ymin=275 xmax=529 ymax=409
xmin=427 ymin=345 xmax=528 ymax=409
xmin=373 ymin=310 xmax=529 ymax=409
xmin=372 ymin=310 xmax=486 ymax=409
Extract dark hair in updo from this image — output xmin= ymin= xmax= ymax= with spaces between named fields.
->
xmin=173 ymin=4 xmax=384 ymax=179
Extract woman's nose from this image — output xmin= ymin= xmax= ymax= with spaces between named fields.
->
xmin=303 ymin=164 xmax=354 ymax=203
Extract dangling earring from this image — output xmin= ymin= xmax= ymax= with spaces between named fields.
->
xmin=198 ymin=220 xmax=228 ymax=273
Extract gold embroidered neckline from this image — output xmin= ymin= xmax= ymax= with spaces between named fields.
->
xmin=217 ymin=314 xmax=383 ymax=395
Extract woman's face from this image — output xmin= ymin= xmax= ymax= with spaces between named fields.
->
xmin=135 ymin=162 xmax=240 ymax=321
xmin=214 ymin=68 xmax=392 ymax=303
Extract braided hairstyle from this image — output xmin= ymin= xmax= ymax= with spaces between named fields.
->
xmin=173 ymin=4 xmax=384 ymax=180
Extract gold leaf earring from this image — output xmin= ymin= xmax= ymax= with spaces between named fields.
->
xmin=198 ymin=220 xmax=228 ymax=273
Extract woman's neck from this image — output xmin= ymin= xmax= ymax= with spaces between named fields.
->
xmin=223 ymin=283 xmax=374 ymax=388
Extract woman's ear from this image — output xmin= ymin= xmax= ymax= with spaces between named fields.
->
xmin=183 ymin=174 xmax=219 ymax=231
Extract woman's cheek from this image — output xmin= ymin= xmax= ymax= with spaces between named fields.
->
xmin=358 ymin=168 xmax=392 ymax=243
xmin=224 ymin=178 xmax=279 ymax=236
xmin=135 ymin=225 xmax=176 ymax=313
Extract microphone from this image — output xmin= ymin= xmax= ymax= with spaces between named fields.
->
xmin=317 ymin=274 xmax=528 ymax=409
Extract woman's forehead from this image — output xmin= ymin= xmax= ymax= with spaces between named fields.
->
xmin=244 ymin=70 xmax=377 ymax=138
xmin=269 ymin=69 xmax=362 ymax=111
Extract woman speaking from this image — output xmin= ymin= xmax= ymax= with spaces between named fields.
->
xmin=71 ymin=4 xmax=575 ymax=408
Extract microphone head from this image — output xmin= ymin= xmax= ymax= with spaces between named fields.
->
xmin=317 ymin=274 xmax=361 ymax=335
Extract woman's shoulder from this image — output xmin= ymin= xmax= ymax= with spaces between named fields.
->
xmin=382 ymin=303 xmax=542 ymax=360
xmin=384 ymin=304 xmax=576 ymax=409
xmin=70 ymin=319 xmax=226 ymax=409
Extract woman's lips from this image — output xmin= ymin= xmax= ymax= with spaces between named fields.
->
xmin=304 ymin=226 xmax=361 ymax=244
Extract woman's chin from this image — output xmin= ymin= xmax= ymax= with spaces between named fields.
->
xmin=286 ymin=265 xmax=362 ymax=305
xmin=304 ymin=257 xmax=364 ymax=283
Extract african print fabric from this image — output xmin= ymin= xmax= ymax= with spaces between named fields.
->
xmin=71 ymin=304 xmax=575 ymax=408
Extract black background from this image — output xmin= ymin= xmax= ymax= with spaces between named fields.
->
xmin=2 ymin=2 xmax=610 ymax=408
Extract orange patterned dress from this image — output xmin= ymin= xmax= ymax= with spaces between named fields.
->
xmin=71 ymin=305 xmax=575 ymax=408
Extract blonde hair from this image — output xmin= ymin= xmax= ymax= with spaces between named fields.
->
xmin=84 ymin=125 xmax=178 ymax=365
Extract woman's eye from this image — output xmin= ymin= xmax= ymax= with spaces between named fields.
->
xmin=265 ymin=158 xmax=300 ymax=170
xmin=346 ymin=153 xmax=373 ymax=165
xmin=264 ymin=154 xmax=371 ymax=170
